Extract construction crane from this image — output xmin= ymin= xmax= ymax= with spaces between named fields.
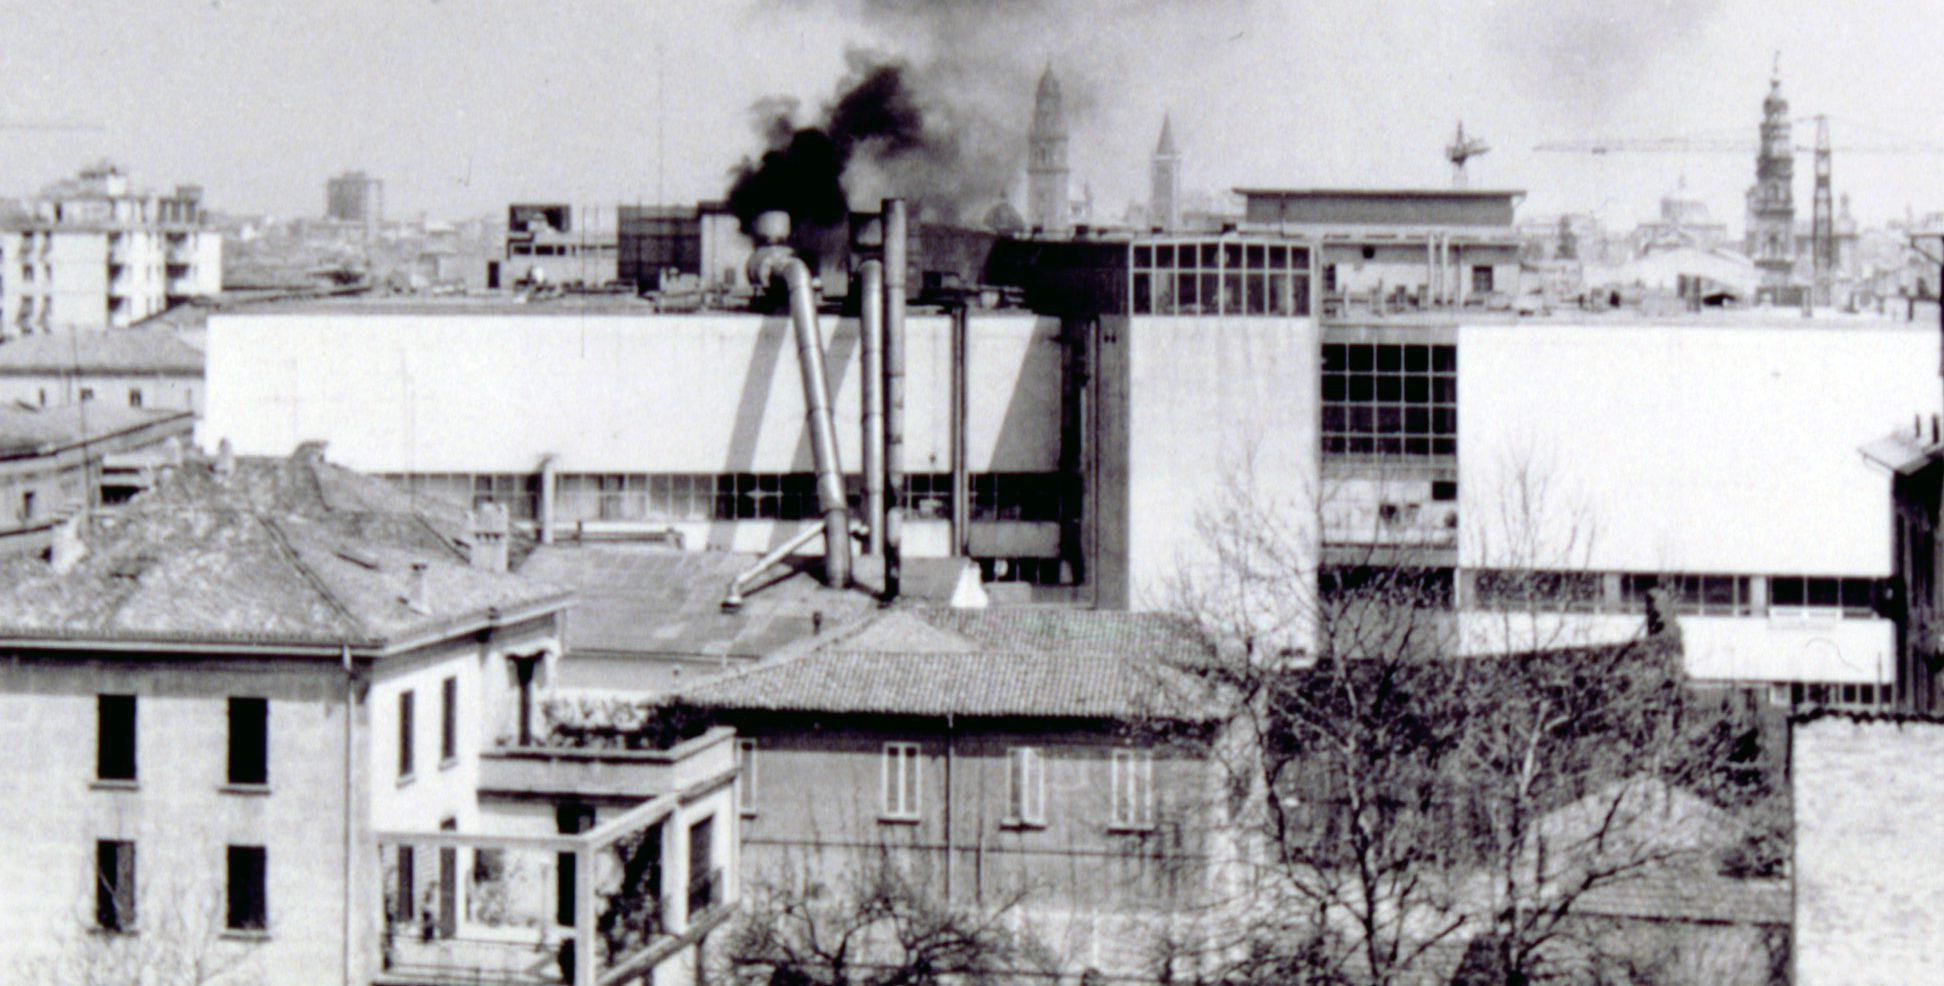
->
xmin=1446 ymin=121 xmax=1489 ymax=189
xmin=1536 ymin=112 xmax=1944 ymax=306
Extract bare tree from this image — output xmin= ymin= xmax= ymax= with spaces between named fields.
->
xmin=1149 ymin=453 xmax=1784 ymax=986
xmin=719 ymin=850 xmax=1057 ymax=986
xmin=16 ymin=861 xmax=265 ymax=986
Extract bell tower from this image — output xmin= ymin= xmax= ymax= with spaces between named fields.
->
xmin=1744 ymin=57 xmax=1796 ymax=288
xmin=1027 ymin=63 xmax=1070 ymax=236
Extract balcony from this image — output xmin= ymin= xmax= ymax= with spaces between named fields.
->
xmin=374 ymin=791 xmax=731 ymax=986
xmin=478 ymin=726 xmax=736 ymax=802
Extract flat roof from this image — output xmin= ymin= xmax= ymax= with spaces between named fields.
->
xmin=1235 ymin=187 xmax=1527 ymax=200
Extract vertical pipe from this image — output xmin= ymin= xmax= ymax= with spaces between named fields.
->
xmin=859 ymin=259 xmax=886 ymax=556
xmin=778 ymin=258 xmax=851 ymax=588
xmin=882 ymin=199 xmax=908 ymax=601
xmin=950 ymin=302 xmax=969 ymax=557
xmin=341 ymin=644 xmax=356 ymax=986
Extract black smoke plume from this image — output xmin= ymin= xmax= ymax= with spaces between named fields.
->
xmin=726 ymin=57 xmax=928 ymax=242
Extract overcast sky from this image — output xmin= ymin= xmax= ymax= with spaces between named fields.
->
xmin=5 ymin=0 xmax=1942 ymax=233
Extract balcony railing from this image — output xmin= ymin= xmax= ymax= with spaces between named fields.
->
xmin=374 ymin=791 xmax=709 ymax=986
xmin=479 ymin=726 xmax=736 ymax=802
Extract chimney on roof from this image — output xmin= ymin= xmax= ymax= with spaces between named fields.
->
xmin=406 ymin=561 xmax=432 ymax=615
xmin=49 ymin=514 xmax=85 ymax=575
xmin=294 ymin=440 xmax=328 ymax=466
xmin=215 ymin=438 xmax=234 ymax=475
xmin=470 ymin=503 xmax=509 ymax=575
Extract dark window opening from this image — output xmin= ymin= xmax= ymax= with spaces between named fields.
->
xmin=228 ymin=697 xmax=268 ymax=786
xmin=96 ymin=840 xmax=135 ymax=932
xmin=398 ymin=691 xmax=415 ymax=779
xmin=556 ymin=804 xmax=596 ymax=927
xmin=440 ymin=677 xmax=458 ymax=763
xmin=97 ymin=695 xmax=136 ymax=782
xmin=225 ymin=845 xmax=267 ymax=931
xmin=688 ymin=815 xmax=716 ymax=916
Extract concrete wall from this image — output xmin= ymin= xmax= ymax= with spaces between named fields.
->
xmin=1458 ymin=318 xmax=1939 ymax=577
xmin=1793 ymin=715 xmax=1944 ymax=986
xmin=1115 ymin=315 xmax=1318 ymax=611
xmin=0 ymin=652 xmax=367 ymax=985
xmin=1243 ymin=192 xmax=1518 ymax=228
xmin=732 ymin=716 xmax=1217 ymax=916
xmin=202 ymin=311 xmax=1062 ymax=477
xmin=1455 ymin=611 xmax=1894 ymax=684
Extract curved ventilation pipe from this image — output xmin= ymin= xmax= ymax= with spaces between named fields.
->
xmin=724 ymin=211 xmax=852 ymax=610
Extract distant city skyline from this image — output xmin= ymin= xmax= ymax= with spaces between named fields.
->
xmin=4 ymin=0 xmax=1942 ymax=232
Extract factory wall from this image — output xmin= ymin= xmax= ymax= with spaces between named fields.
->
xmin=1457 ymin=317 xmax=1938 ymax=577
xmin=202 ymin=310 xmax=1062 ymax=477
xmin=1107 ymin=315 xmax=1319 ymax=612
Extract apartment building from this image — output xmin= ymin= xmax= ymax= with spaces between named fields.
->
xmin=0 ymin=163 xmax=221 ymax=337
xmin=0 ymin=445 xmax=728 ymax=986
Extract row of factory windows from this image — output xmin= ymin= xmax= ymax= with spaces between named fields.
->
xmin=385 ymin=472 xmax=1080 ymax=526
xmin=1130 ymin=239 xmax=1313 ymax=317
xmin=1468 ymin=570 xmax=1886 ymax=619
xmin=1321 ymin=566 xmax=1888 ymax=620
xmin=506 ymin=241 xmax=618 ymax=257
xmin=1322 ymin=343 xmax=1458 ymax=457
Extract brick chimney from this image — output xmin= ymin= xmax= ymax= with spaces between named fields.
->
xmin=49 ymin=514 xmax=86 ymax=575
xmin=215 ymin=437 xmax=235 ymax=475
xmin=405 ymin=561 xmax=432 ymax=615
xmin=470 ymin=503 xmax=509 ymax=574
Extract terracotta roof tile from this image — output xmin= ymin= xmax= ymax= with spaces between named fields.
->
xmin=0 ymin=328 xmax=203 ymax=375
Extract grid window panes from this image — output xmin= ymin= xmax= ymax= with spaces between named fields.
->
xmin=1322 ymin=343 xmax=1457 ymax=456
xmin=1131 ymin=238 xmax=1311 ymax=316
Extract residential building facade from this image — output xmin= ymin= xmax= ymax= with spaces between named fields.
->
xmin=0 ymin=327 xmax=205 ymax=414
xmin=0 ymin=163 xmax=221 ymax=337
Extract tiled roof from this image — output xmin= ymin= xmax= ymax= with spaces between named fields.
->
xmin=682 ymin=607 xmax=1218 ymax=721
xmin=515 ymin=547 xmax=978 ymax=659
xmin=0 ymin=404 xmax=191 ymax=457
xmin=918 ymin=608 xmax=1212 ymax=665
xmin=0 ymin=329 xmax=204 ymax=375
xmin=0 ymin=451 xmax=568 ymax=651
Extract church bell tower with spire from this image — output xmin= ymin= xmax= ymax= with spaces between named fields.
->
xmin=1745 ymin=55 xmax=1797 ymax=288
xmin=1027 ymin=62 xmax=1070 ymax=237
xmin=1150 ymin=113 xmax=1180 ymax=232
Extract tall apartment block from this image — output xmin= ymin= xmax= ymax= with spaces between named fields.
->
xmin=0 ymin=163 xmax=222 ymax=338
xmin=326 ymin=170 xmax=384 ymax=230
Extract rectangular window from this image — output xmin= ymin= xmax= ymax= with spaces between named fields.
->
xmin=97 ymin=695 xmax=136 ymax=782
xmin=1321 ymin=343 xmax=1457 ymax=457
xmin=1472 ymin=265 xmax=1494 ymax=293
xmin=79 ymin=388 xmax=94 ymax=403
xmin=127 ymin=388 xmax=142 ymax=408
xmin=398 ymin=690 xmax=415 ymax=779
xmin=688 ymin=815 xmax=716 ymax=915
xmin=225 ymin=845 xmax=267 ymax=931
xmin=1111 ymin=750 xmax=1155 ymax=829
xmin=228 ymin=697 xmax=268 ymax=786
xmin=736 ymin=739 xmax=758 ymax=810
xmin=1006 ymin=747 xmax=1045 ymax=825
xmin=96 ymin=840 xmax=135 ymax=932
xmin=882 ymin=743 xmax=920 ymax=819
xmin=440 ymin=677 xmax=458 ymax=764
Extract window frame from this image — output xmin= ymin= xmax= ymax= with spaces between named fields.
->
xmin=96 ymin=839 xmax=136 ymax=933
xmin=1110 ymin=749 xmax=1155 ymax=831
xmin=1005 ymin=747 xmax=1046 ymax=826
xmin=97 ymin=694 xmax=137 ymax=784
xmin=225 ymin=844 xmax=268 ymax=933
xmin=881 ymin=743 xmax=921 ymax=821
xmin=398 ymin=690 xmax=415 ymax=781
xmin=439 ymin=676 xmax=458 ymax=766
xmin=227 ymin=696 xmax=269 ymax=788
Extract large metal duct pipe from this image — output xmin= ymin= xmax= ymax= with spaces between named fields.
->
xmin=882 ymin=199 xmax=908 ymax=602
xmin=859 ymin=259 xmax=886 ymax=556
xmin=949 ymin=301 xmax=969 ymax=556
xmin=745 ymin=212 xmax=851 ymax=590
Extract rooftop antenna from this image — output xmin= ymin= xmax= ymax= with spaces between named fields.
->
xmin=1447 ymin=121 xmax=1490 ymax=189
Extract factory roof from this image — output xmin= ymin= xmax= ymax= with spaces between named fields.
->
xmin=0 ymin=404 xmax=192 ymax=459
xmin=0 ymin=448 xmax=569 ymax=653
xmin=681 ymin=606 xmax=1218 ymax=722
xmin=0 ymin=328 xmax=203 ymax=376
xmin=517 ymin=546 xmax=984 ymax=660
xmin=1234 ymin=187 xmax=1527 ymax=200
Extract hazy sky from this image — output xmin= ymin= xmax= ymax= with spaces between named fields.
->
xmin=5 ymin=0 xmax=1943 ymax=233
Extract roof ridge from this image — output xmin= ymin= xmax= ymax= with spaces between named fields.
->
xmin=256 ymin=514 xmax=371 ymax=641
xmin=679 ymin=607 xmax=900 ymax=701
